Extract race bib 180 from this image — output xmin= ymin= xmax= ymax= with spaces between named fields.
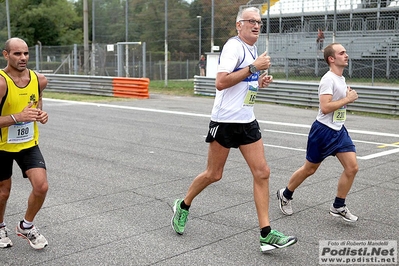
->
xmin=7 ymin=122 xmax=34 ymax=143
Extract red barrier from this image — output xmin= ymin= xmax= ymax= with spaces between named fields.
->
xmin=112 ymin=77 xmax=150 ymax=99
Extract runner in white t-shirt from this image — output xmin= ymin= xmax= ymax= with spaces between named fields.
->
xmin=277 ymin=43 xmax=360 ymax=223
xmin=172 ymin=6 xmax=297 ymax=253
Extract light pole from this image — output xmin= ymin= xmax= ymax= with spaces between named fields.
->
xmin=165 ymin=0 xmax=168 ymax=86
xmin=6 ymin=0 xmax=11 ymax=38
xmin=211 ymin=0 xmax=214 ymax=52
xmin=83 ymin=0 xmax=89 ymax=74
xmin=91 ymin=0 xmax=96 ymax=75
xmin=196 ymin=16 xmax=201 ymax=60
xmin=125 ymin=0 xmax=129 ymax=77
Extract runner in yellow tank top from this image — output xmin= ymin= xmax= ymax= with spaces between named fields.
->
xmin=0 ymin=69 xmax=41 ymax=152
xmin=0 ymin=37 xmax=49 ymax=250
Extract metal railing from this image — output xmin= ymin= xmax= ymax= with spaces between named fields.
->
xmin=44 ymin=74 xmax=398 ymax=116
xmin=45 ymin=74 xmax=150 ymax=98
xmin=45 ymin=74 xmax=115 ymax=96
xmin=194 ymin=76 xmax=399 ymax=116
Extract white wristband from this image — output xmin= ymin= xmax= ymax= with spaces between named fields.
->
xmin=10 ymin=114 xmax=18 ymax=124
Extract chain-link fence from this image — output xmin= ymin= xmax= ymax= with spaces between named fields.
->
xmin=255 ymin=0 xmax=399 ymax=84
xmin=1 ymin=0 xmax=398 ymax=85
xmin=0 ymin=42 xmax=201 ymax=79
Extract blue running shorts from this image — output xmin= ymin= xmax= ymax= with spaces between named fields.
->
xmin=306 ymin=120 xmax=356 ymax=164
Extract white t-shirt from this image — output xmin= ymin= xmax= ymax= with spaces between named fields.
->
xmin=210 ymin=36 xmax=259 ymax=123
xmin=316 ymin=71 xmax=348 ymax=131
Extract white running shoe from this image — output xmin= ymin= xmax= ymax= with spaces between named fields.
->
xmin=277 ymin=188 xmax=293 ymax=215
xmin=0 ymin=226 xmax=13 ymax=248
xmin=329 ymin=205 xmax=358 ymax=222
xmin=16 ymin=222 xmax=48 ymax=249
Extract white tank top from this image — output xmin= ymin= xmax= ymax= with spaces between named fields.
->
xmin=211 ymin=36 xmax=259 ymax=123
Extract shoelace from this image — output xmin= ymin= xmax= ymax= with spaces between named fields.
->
xmin=271 ymin=230 xmax=285 ymax=238
xmin=178 ymin=211 xmax=188 ymax=226
xmin=338 ymin=207 xmax=348 ymax=215
xmin=282 ymin=195 xmax=291 ymax=206
xmin=26 ymin=227 xmax=40 ymax=241
xmin=274 ymin=231 xmax=290 ymax=244
xmin=279 ymin=191 xmax=291 ymax=205
xmin=0 ymin=227 xmax=9 ymax=238
xmin=263 ymin=230 xmax=288 ymax=245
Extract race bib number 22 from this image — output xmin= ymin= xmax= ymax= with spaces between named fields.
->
xmin=333 ymin=107 xmax=347 ymax=124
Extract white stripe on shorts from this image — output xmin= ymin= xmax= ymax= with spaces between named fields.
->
xmin=210 ymin=125 xmax=219 ymax=138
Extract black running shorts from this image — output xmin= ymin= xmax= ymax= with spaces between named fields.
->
xmin=205 ymin=120 xmax=262 ymax=148
xmin=0 ymin=145 xmax=46 ymax=181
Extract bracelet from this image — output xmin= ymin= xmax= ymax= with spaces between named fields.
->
xmin=10 ymin=114 xmax=18 ymax=124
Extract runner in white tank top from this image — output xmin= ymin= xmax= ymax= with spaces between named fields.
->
xmin=171 ymin=7 xmax=298 ymax=253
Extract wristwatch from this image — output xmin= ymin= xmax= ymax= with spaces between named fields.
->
xmin=248 ymin=64 xmax=258 ymax=74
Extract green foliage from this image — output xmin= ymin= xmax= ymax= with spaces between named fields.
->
xmin=0 ymin=0 xmax=81 ymax=46
xmin=0 ymin=0 xmax=246 ymax=58
xmin=149 ymin=79 xmax=195 ymax=96
xmin=43 ymin=91 xmax=129 ymax=102
xmin=74 ymin=0 xmax=243 ymax=60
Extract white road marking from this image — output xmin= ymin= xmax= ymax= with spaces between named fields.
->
xmin=44 ymin=98 xmax=399 ymax=160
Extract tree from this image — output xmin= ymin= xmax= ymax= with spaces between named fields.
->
xmin=193 ymin=0 xmax=243 ymax=48
xmin=87 ymin=0 xmax=246 ymax=59
xmin=75 ymin=0 xmax=126 ymax=45
xmin=1 ymin=0 xmax=81 ymax=46
xmin=1 ymin=0 xmax=254 ymax=59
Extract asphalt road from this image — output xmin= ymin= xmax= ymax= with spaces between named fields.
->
xmin=2 ymin=93 xmax=398 ymax=265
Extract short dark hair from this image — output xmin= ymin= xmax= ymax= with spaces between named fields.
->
xmin=323 ymin=43 xmax=340 ymax=65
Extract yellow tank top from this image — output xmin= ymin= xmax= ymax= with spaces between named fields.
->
xmin=0 ymin=69 xmax=40 ymax=152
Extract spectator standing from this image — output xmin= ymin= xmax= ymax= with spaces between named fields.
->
xmin=317 ymin=28 xmax=325 ymax=56
xmin=198 ymin=54 xmax=206 ymax=76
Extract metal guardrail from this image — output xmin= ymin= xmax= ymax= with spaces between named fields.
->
xmin=45 ymin=74 xmax=115 ymax=96
xmin=45 ymin=74 xmax=149 ymax=98
xmin=44 ymin=74 xmax=398 ymax=116
xmin=194 ymin=76 xmax=399 ymax=116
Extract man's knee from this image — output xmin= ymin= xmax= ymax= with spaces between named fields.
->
xmin=345 ymin=164 xmax=359 ymax=177
xmin=207 ymin=172 xmax=223 ymax=183
xmin=0 ymin=190 xmax=11 ymax=201
xmin=29 ymin=174 xmax=49 ymax=196
xmin=304 ymin=167 xmax=317 ymax=177
xmin=254 ymin=166 xmax=270 ymax=181
xmin=0 ymin=182 xmax=11 ymax=201
xmin=33 ymin=181 xmax=48 ymax=196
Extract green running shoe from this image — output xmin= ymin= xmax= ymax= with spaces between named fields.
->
xmin=171 ymin=199 xmax=189 ymax=235
xmin=260 ymin=229 xmax=297 ymax=252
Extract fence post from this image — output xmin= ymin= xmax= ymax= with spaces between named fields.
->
xmin=142 ymin=42 xmax=146 ymax=78
xmin=35 ymin=44 xmax=40 ymax=72
xmin=74 ymin=44 xmax=78 ymax=75
xmin=372 ymin=59 xmax=375 ymax=86
xmin=186 ymin=59 xmax=189 ymax=80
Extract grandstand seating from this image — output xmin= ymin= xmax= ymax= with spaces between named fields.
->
xmin=249 ymin=0 xmax=399 ymax=59
xmin=264 ymin=0 xmax=364 ymax=14
xmin=390 ymin=0 xmax=399 ymax=6
xmin=265 ymin=33 xmax=399 ymax=59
